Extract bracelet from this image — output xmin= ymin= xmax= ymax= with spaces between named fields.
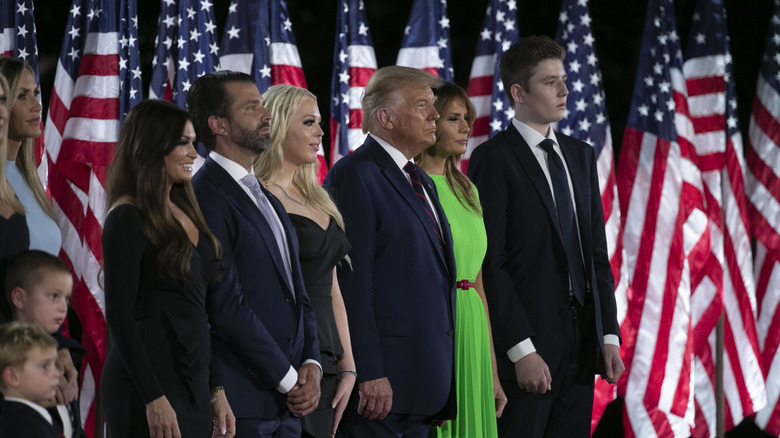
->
xmin=338 ymin=370 xmax=357 ymax=378
xmin=210 ymin=386 xmax=225 ymax=404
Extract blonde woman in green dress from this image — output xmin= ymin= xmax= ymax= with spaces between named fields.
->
xmin=416 ymin=82 xmax=507 ymax=438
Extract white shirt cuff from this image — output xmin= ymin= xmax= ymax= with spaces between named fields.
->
xmin=604 ymin=334 xmax=620 ymax=347
xmin=507 ymin=338 xmax=536 ymax=363
xmin=277 ymin=366 xmax=298 ymax=394
xmin=276 ymin=360 xmax=323 ymax=394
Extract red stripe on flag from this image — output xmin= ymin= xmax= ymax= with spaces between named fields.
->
xmin=57 ymin=139 xmax=117 ymax=168
xmin=69 ymin=95 xmax=120 ymax=120
xmin=348 ymin=109 xmax=363 ymax=130
xmin=47 ymin=89 xmax=69 ymax=136
xmin=78 ymin=54 xmax=120 ymax=76
xmin=348 ymin=66 xmax=374 ymax=87
xmin=270 ymin=65 xmax=307 ymax=88
xmin=686 ymin=75 xmax=724 ymax=97
xmin=689 ymin=114 xmax=726 ymax=135
xmin=467 ymin=75 xmax=493 ymax=96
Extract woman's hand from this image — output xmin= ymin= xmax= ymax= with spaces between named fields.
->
xmin=55 ymin=348 xmax=78 ymax=404
xmin=146 ymin=396 xmax=181 ymax=438
xmin=331 ymin=372 xmax=356 ymax=437
xmin=211 ymin=390 xmax=235 ymax=438
xmin=493 ymin=374 xmax=507 ymax=418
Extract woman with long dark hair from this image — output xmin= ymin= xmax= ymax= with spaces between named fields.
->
xmin=416 ymin=82 xmax=507 ymax=438
xmin=101 ymin=99 xmax=234 ymax=438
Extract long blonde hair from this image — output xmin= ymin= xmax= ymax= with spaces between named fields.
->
xmin=0 ymin=73 xmax=24 ymax=215
xmin=256 ymin=84 xmax=346 ymax=231
xmin=0 ymin=59 xmax=55 ymax=221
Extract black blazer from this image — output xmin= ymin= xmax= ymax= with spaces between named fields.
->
xmin=193 ymin=157 xmax=320 ymax=419
xmin=0 ymin=399 xmax=61 ymax=438
xmin=324 ymin=136 xmax=457 ymax=417
xmin=468 ymin=123 xmax=621 ymax=381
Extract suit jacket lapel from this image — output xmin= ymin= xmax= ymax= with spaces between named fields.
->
xmin=203 ymin=158 xmax=294 ymax=295
xmin=559 ymin=138 xmax=593 ymax=257
xmin=366 ymin=139 xmax=449 ymax=271
xmin=505 ymin=125 xmax=563 ymax=238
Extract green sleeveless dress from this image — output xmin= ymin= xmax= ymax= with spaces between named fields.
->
xmin=430 ymin=175 xmax=498 ymax=438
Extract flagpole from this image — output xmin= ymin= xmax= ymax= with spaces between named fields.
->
xmin=716 ymin=314 xmax=724 ymax=438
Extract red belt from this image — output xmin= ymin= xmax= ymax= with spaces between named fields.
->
xmin=456 ymin=280 xmax=475 ymax=290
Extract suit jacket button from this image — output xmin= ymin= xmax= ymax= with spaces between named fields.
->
xmin=285 ymin=297 xmax=292 ymax=304
xmin=447 ymin=329 xmax=454 ymax=338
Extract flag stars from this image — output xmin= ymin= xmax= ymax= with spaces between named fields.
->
xmin=654 ymin=110 xmax=664 ymax=122
xmin=644 ymin=75 xmax=654 ymax=87
xmin=583 ymin=33 xmax=594 ymax=46
xmin=201 ymin=0 xmax=213 ymax=11
xmin=190 ymin=28 xmax=202 ymax=41
xmin=186 ymin=7 xmax=197 ymax=20
xmin=575 ymin=98 xmax=587 ymax=112
xmin=507 ymin=0 xmax=517 ymax=10
xmin=481 ymin=28 xmax=492 ymax=40
xmin=193 ymin=50 xmax=205 ymax=63
xmin=17 ymin=47 xmax=29 ymax=61
xmin=559 ymin=11 xmax=568 ymax=23
xmin=358 ymin=23 xmax=368 ymax=36
xmin=580 ymin=13 xmax=592 ymax=27
xmin=17 ymin=24 xmax=28 ymax=38
xmin=259 ymin=65 xmax=271 ymax=78
xmin=571 ymin=79 xmax=584 ymax=93
xmin=439 ymin=16 xmax=450 ymax=29
xmin=177 ymin=36 xmax=186 ymax=49
xmin=696 ymin=33 xmax=706 ymax=44
xmin=569 ymin=60 xmax=581 ymax=73
xmin=658 ymin=81 xmax=670 ymax=93
xmin=493 ymin=99 xmax=504 ymax=112
xmin=182 ymin=79 xmax=192 ymax=92
xmin=227 ymin=25 xmax=240 ymax=39
xmin=284 ymin=18 xmax=293 ymax=31
xmin=504 ymin=19 xmax=516 ymax=31
xmin=727 ymin=116 xmax=738 ymax=129
xmin=163 ymin=15 xmax=176 ymax=28
xmin=587 ymin=53 xmax=597 ymax=67
xmin=209 ymin=42 xmax=219 ymax=55
xmin=228 ymin=2 xmax=238 ymax=14
xmin=70 ymin=4 xmax=80 ymax=17
xmin=774 ymin=34 xmax=780 ymax=46
xmin=17 ymin=2 xmax=28 ymax=14
xmin=638 ymin=104 xmax=649 ymax=117
xmin=339 ymin=50 xmax=348 ymax=63
xmin=490 ymin=119 xmax=503 ymax=132
xmin=578 ymin=118 xmax=591 ymax=132
xmin=68 ymin=47 xmax=80 ymax=61
xmin=666 ymin=98 xmax=675 ymax=111
xmin=339 ymin=71 xmax=350 ymax=84
xmin=179 ymin=57 xmax=191 ymax=71
xmin=87 ymin=7 xmax=101 ymax=20
xmin=437 ymin=38 xmax=448 ymax=49
xmin=404 ymin=26 xmax=411 ymax=35
xmin=596 ymin=113 xmax=606 ymax=125
xmin=163 ymin=36 xmax=173 ymax=49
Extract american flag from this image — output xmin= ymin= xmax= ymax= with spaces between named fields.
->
xmin=395 ymin=0 xmax=453 ymax=81
xmin=683 ymin=0 xmax=767 ymax=435
xmin=749 ymin=0 xmax=780 ymax=434
xmin=148 ymin=0 xmax=219 ymax=108
xmin=220 ymin=0 xmax=319 ymax=177
xmin=219 ymin=0 xmax=307 ymax=90
xmin=553 ymin=0 xmax=628 ymax=433
xmin=329 ymin=0 xmax=376 ymax=166
xmin=617 ymin=0 xmax=711 ymax=435
xmin=43 ymin=0 xmax=141 ymax=435
xmin=0 ymin=0 xmax=46 ymax=173
xmin=463 ymin=0 xmax=518 ymax=172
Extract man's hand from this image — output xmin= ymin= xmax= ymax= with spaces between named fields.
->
xmin=356 ymin=377 xmax=392 ymax=420
xmin=287 ymin=363 xmax=322 ymax=416
xmin=55 ymin=349 xmax=78 ymax=405
xmin=514 ymin=352 xmax=551 ymax=394
xmin=602 ymin=344 xmax=624 ymax=384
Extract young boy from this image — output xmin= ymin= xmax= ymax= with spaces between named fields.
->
xmin=0 ymin=321 xmax=62 ymax=437
xmin=5 ymin=250 xmax=84 ymax=438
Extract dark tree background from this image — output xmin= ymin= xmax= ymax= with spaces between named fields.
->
xmin=31 ymin=0 xmax=776 ymax=436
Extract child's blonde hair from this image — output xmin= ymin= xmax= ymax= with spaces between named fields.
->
xmin=0 ymin=322 xmax=57 ymax=389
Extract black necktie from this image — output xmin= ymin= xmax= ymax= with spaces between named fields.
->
xmin=403 ymin=162 xmax=444 ymax=253
xmin=539 ymin=139 xmax=586 ymax=305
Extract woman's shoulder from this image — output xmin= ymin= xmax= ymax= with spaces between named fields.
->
xmin=105 ymin=198 xmax=142 ymax=225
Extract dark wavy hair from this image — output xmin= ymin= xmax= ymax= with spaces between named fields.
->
xmin=187 ymin=70 xmax=256 ymax=151
xmin=106 ymin=99 xmax=222 ymax=280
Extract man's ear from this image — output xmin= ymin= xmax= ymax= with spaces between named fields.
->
xmin=10 ymin=287 xmax=26 ymax=311
xmin=377 ymin=108 xmax=394 ymax=130
xmin=510 ymin=83 xmax=525 ymax=105
xmin=208 ymin=115 xmax=228 ymax=137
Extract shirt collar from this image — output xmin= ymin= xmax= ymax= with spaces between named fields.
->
xmin=209 ymin=151 xmax=254 ymax=183
xmin=369 ymin=133 xmax=414 ymax=171
xmin=511 ymin=118 xmax=560 ymax=150
xmin=4 ymin=396 xmax=53 ymax=424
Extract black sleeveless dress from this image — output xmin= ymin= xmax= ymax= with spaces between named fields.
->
xmin=0 ymin=212 xmax=29 ymax=323
xmin=288 ymin=214 xmax=350 ymax=438
xmin=100 ymin=205 xmax=221 ymax=437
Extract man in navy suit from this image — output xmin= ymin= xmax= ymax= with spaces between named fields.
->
xmin=324 ymin=66 xmax=456 ymax=438
xmin=188 ymin=71 xmax=321 ymax=437
xmin=468 ymin=36 xmax=624 ymax=437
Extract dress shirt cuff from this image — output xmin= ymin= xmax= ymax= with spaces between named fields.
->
xmin=507 ymin=338 xmax=536 ymax=363
xmin=604 ymin=334 xmax=620 ymax=347
xmin=277 ymin=366 xmax=298 ymax=394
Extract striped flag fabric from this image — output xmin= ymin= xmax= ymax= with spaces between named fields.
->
xmin=617 ymin=0 xmax=713 ymax=435
xmin=683 ymin=0 xmax=767 ymax=435
xmin=395 ymin=0 xmax=453 ymax=81
xmin=329 ymin=0 xmax=376 ymax=167
xmin=219 ymin=0 xmax=307 ymax=90
xmin=749 ymin=0 xmax=780 ymax=434
xmin=553 ymin=0 xmax=628 ymax=433
xmin=463 ymin=0 xmax=519 ymax=172
xmin=148 ymin=0 xmax=219 ymax=108
xmin=43 ymin=0 xmax=141 ymax=435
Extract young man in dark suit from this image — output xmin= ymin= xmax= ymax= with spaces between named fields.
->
xmin=188 ymin=71 xmax=321 ymax=437
xmin=468 ymin=36 xmax=624 ymax=437
xmin=324 ymin=66 xmax=456 ymax=438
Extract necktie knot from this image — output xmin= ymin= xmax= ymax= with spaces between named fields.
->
xmin=538 ymin=138 xmax=556 ymax=154
xmin=403 ymin=161 xmax=417 ymax=175
xmin=240 ymin=174 xmax=262 ymax=194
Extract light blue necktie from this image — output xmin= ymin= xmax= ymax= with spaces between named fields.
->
xmin=240 ymin=174 xmax=295 ymax=296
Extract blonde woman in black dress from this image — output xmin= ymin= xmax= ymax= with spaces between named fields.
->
xmin=256 ymin=84 xmax=354 ymax=438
